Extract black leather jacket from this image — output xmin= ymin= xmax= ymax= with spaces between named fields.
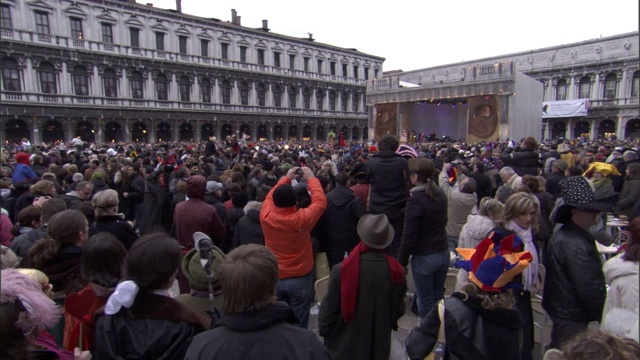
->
xmin=542 ymin=222 xmax=606 ymax=323
xmin=501 ymin=148 xmax=541 ymax=176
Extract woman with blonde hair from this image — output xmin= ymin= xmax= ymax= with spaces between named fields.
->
xmin=90 ymin=189 xmax=138 ymax=249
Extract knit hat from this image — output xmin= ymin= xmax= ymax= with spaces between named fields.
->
xmin=273 ymin=184 xmax=297 ymax=208
xmin=232 ymin=192 xmax=249 ymax=208
xmin=455 ymin=233 xmax=532 ymax=292
xmin=15 ymin=152 xmax=30 ymax=165
xmin=280 ymin=163 xmax=293 ymax=172
xmin=181 ymin=245 xmax=225 ymax=292
xmin=357 ymin=214 xmax=394 ymax=249
xmin=552 ymin=159 xmax=568 ymax=172
xmin=583 ymin=162 xmax=621 ymax=177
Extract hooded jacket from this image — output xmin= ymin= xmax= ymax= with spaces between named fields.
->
xmin=602 ymin=253 xmax=639 ymax=317
xmin=365 ymin=150 xmax=410 ymax=219
xmin=12 ymin=152 xmax=38 ymax=184
xmin=185 ymin=302 xmax=331 ymax=360
xmin=458 ymin=214 xmax=494 ymax=249
xmin=174 ymin=175 xmax=225 ymax=249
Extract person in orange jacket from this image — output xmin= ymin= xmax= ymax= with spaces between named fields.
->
xmin=260 ymin=165 xmax=327 ymax=328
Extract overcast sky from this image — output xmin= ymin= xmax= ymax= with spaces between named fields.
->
xmin=150 ymin=0 xmax=638 ymax=71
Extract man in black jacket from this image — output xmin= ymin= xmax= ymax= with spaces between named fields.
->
xmin=185 ymin=244 xmax=331 ymax=360
xmin=467 ymin=162 xmax=493 ymax=203
xmin=543 ymin=177 xmax=609 ymax=349
xmin=501 ymin=136 xmax=542 ymax=176
xmin=365 ymin=134 xmax=410 ymax=257
xmin=319 ymin=171 xmax=367 ymax=268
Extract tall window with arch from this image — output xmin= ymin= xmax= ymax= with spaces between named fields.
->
xmin=578 ymin=76 xmax=591 ymax=99
xmin=256 ymin=82 xmax=266 ymax=106
xmin=1 ymin=57 xmax=21 ymax=91
xmin=556 ymin=79 xmax=567 ymax=101
xmin=130 ymin=71 xmax=143 ymax=99
xmin=200 ymin=77 xmax=211 ymax=103
xmin=220 ymin=79 xmax=231 ymax=104
xmin=179 ymin=75 xmax=191 ymax=102
xmin=39 ymin=62 xmax=57 ymax=94
xmin=155 ymin=73 xmax=168 ymax=100
xmin=72 ymin=65 xmax=89 ymax=96
xmin=103 ymin=68 xmax=117 ymax=97
xmin=604 ymin=73 xmax=618 ymax=99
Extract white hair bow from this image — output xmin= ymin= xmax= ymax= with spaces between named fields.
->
xmin=105 ymin=281 xmax=139 ymax=315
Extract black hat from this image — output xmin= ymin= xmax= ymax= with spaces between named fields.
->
xmin=273 ymin=184 xmax=297 ymax=208
xmin=555 ymin=177 xmax=615 ymax=223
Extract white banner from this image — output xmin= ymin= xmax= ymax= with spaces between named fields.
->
xmin=542 ymin=99 xmax=588 ymax=118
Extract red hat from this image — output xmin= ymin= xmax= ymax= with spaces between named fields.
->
xmin=368 ymin=145 xmax=378 ymax=152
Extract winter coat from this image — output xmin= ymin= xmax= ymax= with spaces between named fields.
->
xmin=406 ymin=292 xmax=523 ymax=360
xmin=543 ymin=222 xmax=606 ymax=323
xmin=232 ymin=201 xmax=264 ymax=248
xmin=94 ymin=293 xmax=210 ymax=360
xmin=260 ymin=176 xmax=327 ymax=279
xmin=174 ymin=176 xmax=226 ymax=250
xmin=593 ymin=178 xmax=615 ymax=200
xmin=501 ymin=148 xmax=541 ymax=176
xmin=24 ymin=244 xmax=85 ymax=297
xmin=458 ymin=214 xmax=494 ymax=249
xmin=602 ymin=253 xmax=639 ymax=318
xmin=320 ymin=185 xmax=367 ymax=255
xmin=545 ymin=172 xmax=565 ymax=199
xmin=615 ymin=179 xmax=640 ymax=218
xmin=439 ymin=171 xmax=477 ymax=238
xmin=90 ymin=215 xmax=138 ymax=250
xmin=397 ymin=184 xmax=448 ymax=267
xmin=185 ymin=302 xmax=330 ymax=360
xmin=319 ymin=251 xmax=407 ymax=360
xmin=365 ymin=150 xmax=410 ymax=219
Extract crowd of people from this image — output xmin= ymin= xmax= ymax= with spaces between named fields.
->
xmin=1 ymin=132 xmax=639 ymax=360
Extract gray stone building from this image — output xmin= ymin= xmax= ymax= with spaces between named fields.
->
xmin=0 ymin=0 xmax=383 ymax=145
xmin=367 ymin=32 xmax=639 ymax=142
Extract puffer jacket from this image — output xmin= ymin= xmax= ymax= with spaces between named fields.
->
xmin=542 ymin=222 xmax=606 ymax=323
xmin=602 ymin=253 xmax=639 ymax=316
xmin=458 ymin=214 xmax=494 ymax=249
xmin=260 ymin=176 xmax=327 ymax=279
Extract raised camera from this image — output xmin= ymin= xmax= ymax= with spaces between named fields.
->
xmin=296 ymin=169 xmax=304 ymax=175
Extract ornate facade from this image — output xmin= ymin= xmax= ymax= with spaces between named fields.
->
xmin=368 ymin=32 xmax=639 ymax=141
xmin=0 ymin=0 xmax=384 ymax=145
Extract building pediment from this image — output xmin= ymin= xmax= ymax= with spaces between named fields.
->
xmin=63 ymin=2 xmax=88 ymax=19
xmin=125 ymin=15 xmax=144 ymax=28
xmin=97 ymin=10 xmax=117 ymax=24
xmin=27 ymin=0 xmax=54 ymax=12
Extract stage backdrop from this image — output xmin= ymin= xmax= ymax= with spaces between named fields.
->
xmin=467 ymin=96 xmax=499 ymax=143
xmin=374 ymin=103 xmax=397 ymax=141
xmin=407 ymin=103 xmax=468 ymax=141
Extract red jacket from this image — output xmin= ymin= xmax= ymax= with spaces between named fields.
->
xmin=260 ymin=176 xmax=327 ymax=279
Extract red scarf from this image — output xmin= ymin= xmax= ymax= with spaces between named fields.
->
xmin=340 ymin=242 xmax=405 ymax=323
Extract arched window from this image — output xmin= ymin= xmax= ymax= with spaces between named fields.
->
xmin=103 ymin=68 xmax=117 ymax=97
xmin=39 ymin=62 xmax=57 ymax=94
xmin=328 ymin=90 xmax=337 ymax=111
xmin=302 ymin=87 xmax=311 ymax=109
xmin=603 ymin=73 xmax=618 ymax=99
xmin=273 ymin=85 xmax=282 ymax=107
xmin=556 ymin=78 xmax=567 ymax=101
xmin=341 ymin=92 xmax=348 ymax=112
xmin=352 ymin=93 xmax=360 ymax=112
xmin=178 ymin=75 xmax=190 ymax=102
xmin=220 ymin=79 xmax=231 ymax=104
xmin=578 ymin=76 xmax=591 ymax=99
xmin=72 ymin=65 xmax=89 ymax=96
xmin=130 ymin=71 xmax=143 ymax=99
xmin=200 ymin=77 xmax=211 ymax=103
xmin=316 ymin=88 xmax=324 ymax=110
xmin=256 ymin=82 xmax=266 ymax=106
xmin=239 ymin=81 xmax=249 ymax=105
xmin=631 ymin=71 xmax=640 ymax=98
xmin=1 ymin=57 xmax=21 ymax=91
xmin=155 ymin=73 xmax=168 ymax=100
xmin=288 ymin=86 xmax=297 ymax=108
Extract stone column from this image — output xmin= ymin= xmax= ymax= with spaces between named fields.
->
xmin=31 ymin=117 xmax=41 ymax=144
xmin=173 ymin=120 xmax=179 ymax=143
xmin=616 ymin=116 xmax=625 ymax=139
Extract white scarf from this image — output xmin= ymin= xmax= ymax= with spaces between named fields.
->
xmin=506 ymin=220 xmax=539 ymax=292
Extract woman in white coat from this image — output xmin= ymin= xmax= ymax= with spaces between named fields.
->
xmin=601 ymin=217 xmax=640 ymax=341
